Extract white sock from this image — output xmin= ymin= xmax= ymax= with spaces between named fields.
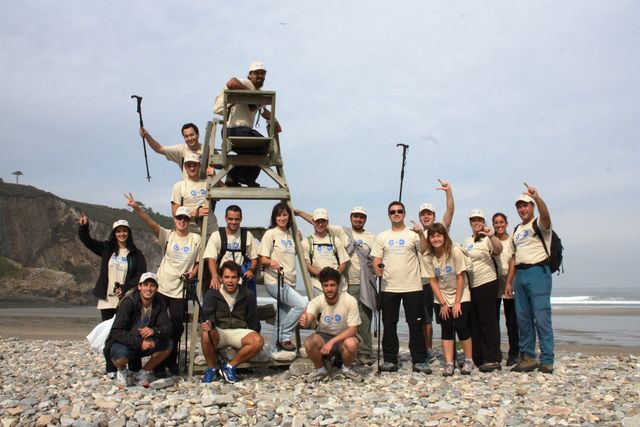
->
xmin=316 ymin=366 xmax=327 ymax=374
xmin=341 ymin=365 xmax=352 ymax=373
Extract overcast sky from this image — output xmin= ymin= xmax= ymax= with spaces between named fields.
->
xmin=1 ymin=1 xmax=638 ymax=288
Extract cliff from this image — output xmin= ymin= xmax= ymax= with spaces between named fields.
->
xmin=0 ymin=182 xmax=173 ymax=305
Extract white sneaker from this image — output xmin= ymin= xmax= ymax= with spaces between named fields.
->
xmin=116 ymin=368 xmax=128 ymax=388
xmin=134 ymin=370 xmax=150 ymax=388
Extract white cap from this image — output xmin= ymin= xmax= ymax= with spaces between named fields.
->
xmin=312 ymin=208 xmax=329 ymax=221
xmin=112 ymin=219 xmax=130 ymax=230
xmin=351 ymin=206 xmax=367 ymax=215
xmin=183 ymin=152 xmax=201 ymax=164
xmin=468 ymin=209 xmax=485 ymax=220
xmin=249 ymin=62 xmax=266 ymax=72
xmin=175 ymin=206 xmax=192 ymax=218
xmin=515 ymin=194 xmax=534 ymax=205
xmin=139 ymin=272 xmax=158 ymax=284
xmin=419 ymin=203 xmax=436 ymax=214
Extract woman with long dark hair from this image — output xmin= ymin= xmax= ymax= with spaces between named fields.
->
xmin=79 ymin=214 xmax=147 ymax=376
xmin=258 ymin=202 xmax=307 ymax=351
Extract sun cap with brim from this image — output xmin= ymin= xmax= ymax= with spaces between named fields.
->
xmin=249 ymin=62 xmax=266 ymax=72
xmin=139 ymin=272 xmax=158 ymax=284
xmin=183 ymin=152 xmax=201 ymax=164
xmin=175 ymin=206 xmax=192 ymax=218
xmin=312 ymin=208 xmax=329 ymax=221
xmin=515 ymin=194 xmax=534 ymax=205
xmin=419 ymin=203 xmax=436 ymax=214
xmin=468 ymin=209 xmax=485 ymax=220
xmin=351 ymin=206 xmax=367 ymax=215
xmin=112 ymin=219 xmax=130 ymax=230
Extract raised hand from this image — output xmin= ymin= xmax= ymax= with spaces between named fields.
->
xmin=523 ymin=182 xmax=538 ymax=199
xmin=79 ymin=213 xmax=88 ymax=226
xmin=436 ymin=179 xmax=451 ymax=192
xmin=124 ymin=192 xmax=139 ymax=209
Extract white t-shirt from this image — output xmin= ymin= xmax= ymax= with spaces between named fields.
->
xmin=203 ymin=229 xmax=258 ymax=265
xmin=306 ymin=292 xmax=361 ymax=336
xmin=98 ymin=250 xmax=129 ymax=309
xmin=494 ymin=235 xmax=514 ymax=298
xmin=424 ymin=245 xmax=471 ymax=306
xmin=302 ymin=233 xmax=349 ymax=291
xmin=511 ymin=217 xmax=552 ymax=265
xmin=329 ymin=225 xmax=375 ymax=285
xmin=258 ymin=228 xmax=297 ymax=286
xmin=171 ymin=178 xmax=218 ymax=231
xmin=226 ymin=79 xmax=259 ymax=128
xmin=462 ymin=235 xmax=498 ymax=287
xmin=371 ymin=227 xmax=422 ymax=293
xmin=156 ymin=228 xmax=202 ymax=298
xmin=164 ymin=144 xmax=203 ymax=178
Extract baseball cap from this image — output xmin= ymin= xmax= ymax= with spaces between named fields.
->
xmin=175 ymin=206 xmax=192 ymax=218
xmin=312 ymin=208 xmax=329 ymax=221
xmin=515 ymin=194 xmax=534 ymax=205
xmin=249 ymin=62 xmax=266 ymax=72
xmin=468 ymin=209 xmax=485 ymax=219
xmin=351 ymin=206 xmax=367 ymax=216
xmin=112 ymin=219 xmax=130 ymax=230
xmin=139 ymin=272 xmax=158 ymax=284
xmin=419 ymin=203 xmax=436 ymax=214
xmin=183 ymin=152 xmax=201 ymax=164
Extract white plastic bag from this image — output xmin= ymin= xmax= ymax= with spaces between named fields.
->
xmin=86 ymin=316 xmax=115 ymax=353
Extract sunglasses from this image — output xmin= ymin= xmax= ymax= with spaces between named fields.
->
xmin=175 ymin=215 xmax=191 ymax=222
xmin=388 ymin=209 xmax=404 ymax=215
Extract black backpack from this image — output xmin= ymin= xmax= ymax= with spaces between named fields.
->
xmin=217 ymin=227 xmax=249 ymax=265
xmin=515 ymin=219 xmax=564 ymax=274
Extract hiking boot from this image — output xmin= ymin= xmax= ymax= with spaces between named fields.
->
xmin=538 ymin=363 xmax=554 ymax=374
xmin=461 ymin=359 xmax=474 ymax=375
xmin=478 ymin=362 xmax=502 ymax=373
xmin=511 ymin=355 xmax=539 ymax=373
xmin=442 ymin=363 xmax=455 ymax=377
xmin=202 ymin=367 xmax=217 ymax=383
xmin=116 ymin=368 xmax=128 ymax=388
xmin=506 ymin=356 xmax=519 ymax=367
xmin=426 ymin=350 xmax=437 ymax=364
xmin=357 ymin=356 xmax=374 ymax=366
xmin=379 ymin=362 xmax=399 ymax=372
xmin=221 ymin=363 xmax=237 ymax=383
xmin=279 ymin=341 xmax=296 ymax=351
xmin=340 ymin=367 xmax=362 ymax=381
xmin=134 ymin=370 xmax=151 ymax=388
xmin=307 ymin=368 xmax=329 ymax=382
xmin=412 ymin=362 xmax=432 ymax=375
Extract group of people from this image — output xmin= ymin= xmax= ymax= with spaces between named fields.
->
xmin=79 ymin=61 xmax=557 ymax=388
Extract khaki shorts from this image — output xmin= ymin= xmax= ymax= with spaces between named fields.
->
xmin=216 ymin=327 xmax=254 ymax=349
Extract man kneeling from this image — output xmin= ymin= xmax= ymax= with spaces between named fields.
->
xmin=299 ymin=267 xmax=362 ymax=381
xmin=201 ymin=261 xmax=264 ymax=383
xmin=108 ymin=272 xmax=173 ymax=388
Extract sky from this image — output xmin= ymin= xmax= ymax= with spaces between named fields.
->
xmin=1 ymin=1 xmax=638 ymax=288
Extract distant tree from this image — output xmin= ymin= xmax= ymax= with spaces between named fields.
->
xmin=11 ymin=171 xmax=23 ymax=184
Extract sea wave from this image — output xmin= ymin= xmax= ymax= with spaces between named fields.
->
xmin=551 ymin=296 xmax=640 ymax=305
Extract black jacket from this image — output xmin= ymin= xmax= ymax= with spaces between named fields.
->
xmin=106 ymin=290 xmax=172 ymax=350
xmin=202 ymin=286 xmax=259 ymax=331
xmin=78 ymin=223 xmax=147 ymax=299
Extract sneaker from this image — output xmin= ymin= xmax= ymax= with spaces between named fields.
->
xmin=426 ymin=350 xmax=437 ymax=364
xmin=538 ymin=363 xmax=554 ymax=374
xmin=221 ymin=363 xmax=237 ymax=383
xmin=412 ymin=362 xmax=432 ymax=374
xmin=116 ymin=368 xmax=128 ymax=388
xmin=511 ymin=355 xmax=539 ymax=373
xmin=506 ymin=356 xmax=519 ymax=367
xmin=340 ymin=367 xmax=362 ymax=381
xmin=478 ymin=362 xmax=502 ymax=373
xmin=106 ymin=372 xmax=117 ymax=380
xmin=307 ymin=368 xmax=329 ymax=382
xmin=461 ymin=359 xmax=474 ymax=375
xmin=202 ymin=367 xmax=217 ymax=383
xmin=442 ymin=363 xmax=454 ymax=377
xmin=378 ymin=362 xmax=399 ymax=372
xmin=134 ymin=370 xmax=151 ymax=388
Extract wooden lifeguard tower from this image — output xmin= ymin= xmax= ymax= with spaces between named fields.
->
xmin=186 ymin=90 xmax=313 ymax=377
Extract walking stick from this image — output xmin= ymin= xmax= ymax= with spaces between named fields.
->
xmin=275 ymin=267 xmax=284 ymax=351
xmin=376 ymin=263 xmax=384 ymax=374
xmin=396 ymin=143 xmax=409 ymax=202
xmin=131 ymin=95 xmax=151 ymax=182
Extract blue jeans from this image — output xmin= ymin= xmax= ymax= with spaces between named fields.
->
xmin=265 ymin=283 xmax=307 ymax=344
xmin=110 ymin=338 xmax=173 ymax=362
xmin=514 ymin=265 xmax=554 ymax=364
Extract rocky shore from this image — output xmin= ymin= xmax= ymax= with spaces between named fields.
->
xmin=1 ymin=337 xmax=639 ymax=426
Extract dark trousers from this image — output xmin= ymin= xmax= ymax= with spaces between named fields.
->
xmin=156 ymin=294 xmax=186 ymax=371
xmin=497 ymin=298 xmax=520 ymax=360
xmin=226 ymin=126 xmax=264 ymax=185
xmin=470 ymin=280 xmax=502 ymax=365
xmin=101 ymin=309 xmax=141 ymax=373
xmin=381 ymin=290 xmax=427 ymax=364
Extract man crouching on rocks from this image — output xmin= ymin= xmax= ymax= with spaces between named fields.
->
xmin=299 ymin=267 xmax=362 ymax=381
xmin=200 ymin=261 xmax=264 ymax=384
xmin=107 ymin=272 xmax=173 ymax=388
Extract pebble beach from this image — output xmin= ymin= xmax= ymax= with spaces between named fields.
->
xmin=1 ymin=335 xmax=640 ymax=426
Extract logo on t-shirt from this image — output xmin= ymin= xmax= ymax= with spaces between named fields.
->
xmin=191 ymin=190 xmax=197 ymax=196
xmin=200 ymin=189 xmax=206 ymax=196
xmin=445 ymin=265 xmax=453 ymax=273
xmin=514 ymin=230 xmax=529 ymax=242
xmin=183 ymin=246 xmax=190 ymax=253
xmin=173 ymin=244 xmax=180 ymax=251
xmin=465 ymin=243 xmax=474 ymax=251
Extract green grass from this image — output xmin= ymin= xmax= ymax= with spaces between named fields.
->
xmin=0 ymin=257 xmax=19 ymax=278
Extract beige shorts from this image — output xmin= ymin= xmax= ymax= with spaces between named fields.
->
xmin=215 ymin=327 xmax=254 ymax=349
